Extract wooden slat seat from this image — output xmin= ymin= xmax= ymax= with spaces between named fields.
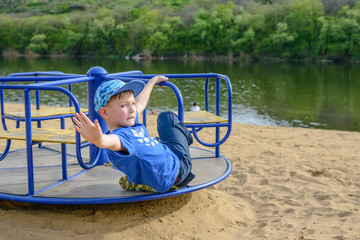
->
xmin=183 ymin=110 xmax=228 ymax=124
xmin=0 ymin=128 xmax=86 ymax=144
xmin=4 ymin=107 xmax=88 ymax=118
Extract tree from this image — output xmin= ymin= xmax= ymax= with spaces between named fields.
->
xmin=28 ymin=34 xmax=48 ymax=54
xmin=85 ymin=16 xmax=118 ymax=54
xmin=0 ymin=15 xmax=12 ymax=52
xmin=286 ymin=0 xmax=324 ymax=57
xmin=34 ymin=16 xmax=65 ymax=53
xmin=321 ymin=0 xmax=358 ymax=14
xmin=232 ymin=3 xmax=267 ymax=56
xmin=148 ymin=31 xmax=168 ymax=56
xmin=189 ymin=8 xmax=209 ymax=53
xmin=269 ymin=22 xmax=296 ymax=57
xmin=113 ymin=23 xmax=130 ymax=54
xmin=231 ymin=27 xmax=256 ymax=55
xmin=328 ymin=5 xmax=360 ymax=57
xmin=8 ymin=18 xmax=37 ymax=52
xmin=337 ymin=6 xmax=360 ymax=56
xmin=189 ymin=2 xmax=236 ymax=55
xmin=317 ymin=16 xmax=331 ymax=56
xmin=158 ymin=16 xmax=188 ymax=54
xmin=328 ymin=20 xmax=347 ymax=56
xmin=64 ymin=30 xmax=84 ymax=55
xmin=127 ymin=7 xmax=164 ymax=54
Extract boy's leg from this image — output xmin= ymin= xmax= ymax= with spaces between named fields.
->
xmin=157 ymin=111 xmax=195 ymax=188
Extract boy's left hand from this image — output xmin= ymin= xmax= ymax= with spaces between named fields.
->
xmin=152 ymin=75 xmax=168 ymax=85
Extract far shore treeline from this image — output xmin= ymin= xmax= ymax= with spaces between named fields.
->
xmin=1 ymin=0 xmax=360 ymax=61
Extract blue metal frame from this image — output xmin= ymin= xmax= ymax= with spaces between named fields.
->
xmin=0 ymin=66 xmax=232 ymax=204
xmin=115 ymin=73 xmax=233 ymax=157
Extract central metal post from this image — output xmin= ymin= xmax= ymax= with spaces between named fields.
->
xmin=86 ymin=66 xmax=109 ymax=165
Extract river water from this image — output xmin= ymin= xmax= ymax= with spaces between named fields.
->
xmin=1 ymin=57 xmax=359 ymax=132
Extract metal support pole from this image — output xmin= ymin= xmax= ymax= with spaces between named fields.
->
xmin=205 ymin=78 xmax=210 ymax=111
xmin=35 ymin=80 xmax=42 ymax=148
xmin=60 ymin=116 xmax=67 ymax=180
xmin=215 ymin=78 xmax=221 ymax=158
xmin=24 ymin=89 xmax=35 ymax=196
xmin=86 ymin=67 xmax=109 ymax=165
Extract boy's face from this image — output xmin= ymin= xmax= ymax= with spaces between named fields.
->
xmin=103 ymin=92 xmax=137 ymax=129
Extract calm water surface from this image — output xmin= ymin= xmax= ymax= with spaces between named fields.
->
xmin=1 ymin=57 xmax=360 ymax=132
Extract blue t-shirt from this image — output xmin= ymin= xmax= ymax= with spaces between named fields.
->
xmin=105 ymin=123 xmax=180 ymax=193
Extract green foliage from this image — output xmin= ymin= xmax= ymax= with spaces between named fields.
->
xmin=189 ymin=2 xmax=236 ymax=55
xmin=85 ymin=16 xmax=118 ymax=54
xmin=286 ymin=0 xmax=324 ymax=56
xmin=1 ymin=0 xmax=360 ymax=60
xmin=148 ymin=31 xmax=168 ymax=55
xmin=157 ymin=16 xmax=188 ymax=54
xmin=317 ymin=16 xmax=331 ymax=56
xmin=64 ymin=31 xmax=85 ymax=55
xmin=0 ymin=15 xmax=12 ymax=52
xmin=269 ymin=22 xmax=296 ymax=57
xmin=29 ymin=34 xmax=48 ymax=54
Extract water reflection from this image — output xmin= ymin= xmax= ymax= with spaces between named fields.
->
xmin=1 ymin=57 xmax=359 ymax=131
xmin=233 ymin=105 xmax=291 ymax=127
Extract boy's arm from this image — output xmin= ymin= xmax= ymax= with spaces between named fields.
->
xmin=74 ymin=112 xmax=124 ymax=151
xmin=135 ymin=75 xmax=168 ymax=115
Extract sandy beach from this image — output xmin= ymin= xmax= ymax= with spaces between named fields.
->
xmin=0 ymin=103 xmax=359 ymax=240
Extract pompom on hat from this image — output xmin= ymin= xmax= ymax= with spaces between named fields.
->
xmin=94 ymin=80 xmax=145 ymax=114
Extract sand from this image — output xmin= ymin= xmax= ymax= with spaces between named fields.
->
xmin=0 ymin=103 xmax=360 ymax=240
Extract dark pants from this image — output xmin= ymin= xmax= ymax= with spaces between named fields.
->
xmin=157 ymin=111 xmax=195 ymax=188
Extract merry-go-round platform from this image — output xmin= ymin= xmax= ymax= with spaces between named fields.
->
xmin=0 ymin=67 xmax=232 ymax=204
xmin=0 ymin=144 xmax=231 ymax=204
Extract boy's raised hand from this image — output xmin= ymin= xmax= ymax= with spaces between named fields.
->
xmin=152 ymin=75 xmax=168 ymax=85
xmin=135 ymin=75 xmax=169 ymax=114
xmin=74 ymin=112 xmax=103 ymax=145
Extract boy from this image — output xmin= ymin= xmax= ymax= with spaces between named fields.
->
xmin=74 ymin=76 xmax=195 ymax=193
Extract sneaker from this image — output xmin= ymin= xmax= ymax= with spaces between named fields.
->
xmin=169 ymin=185 xmax=181 ymax=190
xmin=119 ymin=176 xmax=157 ymax=193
